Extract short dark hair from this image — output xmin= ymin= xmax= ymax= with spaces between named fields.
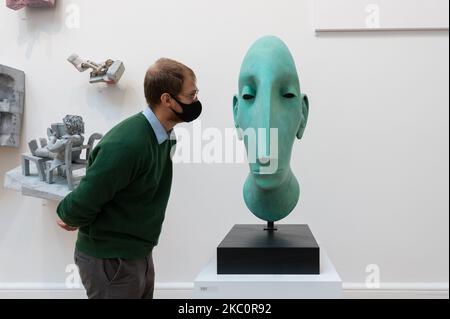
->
xmin=144 ymin=58 xmax=196 ymax=107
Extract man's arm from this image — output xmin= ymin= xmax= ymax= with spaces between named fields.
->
xmin=57 ymin=142 xmax=139 ymax=228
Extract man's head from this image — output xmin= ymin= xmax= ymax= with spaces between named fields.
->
xmin=144 ymin=58 xmax=201 ymax=123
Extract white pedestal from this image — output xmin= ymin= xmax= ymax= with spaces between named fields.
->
xmin=193 ymin=250 xmax=342 ymax=299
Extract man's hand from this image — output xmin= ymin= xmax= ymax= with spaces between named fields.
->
xmin=57 ymin=220 xmax=78 ymax=232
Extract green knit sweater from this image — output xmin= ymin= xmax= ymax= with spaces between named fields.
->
xmin=57 ymin=113 xmax=175 ymax=259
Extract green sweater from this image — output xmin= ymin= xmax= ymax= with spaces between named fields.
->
xmin=57 ymin=113 xmax=175 ymax=259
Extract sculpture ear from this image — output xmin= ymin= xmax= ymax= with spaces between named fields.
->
xmin=297 ymin=94 xmax=309 ymax=140
xmin=233 ymin=95 xmax=243 ymax=141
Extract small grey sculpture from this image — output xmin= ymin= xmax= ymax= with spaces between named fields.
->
xmin=0 ymin=64 xmax=25 ymax=148
xmin=22 ymin=115 xmax=102 ymax=190
xmin=67 ymin=54 xmax=125 ymax=84
xmin=31 ymin=115 xmax=85 ymax=171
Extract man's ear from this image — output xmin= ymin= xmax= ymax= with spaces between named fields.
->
xmin=297 ymin=94 xmax=309 ymax=140
xmin=233 ymin=95 xmax=243 ymax=141
xmin=160 ymin=93 xmax=172 ymax=107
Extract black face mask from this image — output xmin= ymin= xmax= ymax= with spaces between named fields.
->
xmin=171 ymin=96 xmax=203 ymax=123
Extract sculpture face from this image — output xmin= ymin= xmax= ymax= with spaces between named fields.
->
xmin=0 ymin=65 xmax=25 ymax=148
xmin=233 ymin=36 xmax=309 ymax=222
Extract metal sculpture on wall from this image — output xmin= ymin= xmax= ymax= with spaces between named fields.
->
xmin=6 ymin=0 xmax=56 ymax=10
xmin=0 ymin=64 xmax=25 ymax=148
xmin=67 ymin=54 xmax=125 ymax=85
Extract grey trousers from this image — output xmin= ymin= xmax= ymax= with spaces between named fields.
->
xmin=74 ymin=248 xmax=155 ymax=299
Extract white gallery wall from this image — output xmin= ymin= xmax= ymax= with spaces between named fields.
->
xmin=0 ymin=0 xmax=448 ymax=297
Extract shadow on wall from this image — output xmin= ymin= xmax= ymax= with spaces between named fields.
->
xmin=0 ymin=148 xmax=23 ymax=243
xmin=85 ymin=84 xmax=130 ymax=121
xmin=16 ymin=1 xmax=64 ymax=58
xmin=0 ymin=148 xmax=21 ymax=185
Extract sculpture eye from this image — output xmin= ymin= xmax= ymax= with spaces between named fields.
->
xmin=283 ymin=93 xmax=296 ymax=99
xmin=242 ymin=86 xmax=256 ymax=101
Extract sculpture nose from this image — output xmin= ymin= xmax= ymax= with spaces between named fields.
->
xmin=257 ymin=89 xmax=275 ymax=166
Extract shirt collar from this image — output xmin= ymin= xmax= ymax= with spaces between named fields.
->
xmin=143 ymin=106 xmax=169 ymax=145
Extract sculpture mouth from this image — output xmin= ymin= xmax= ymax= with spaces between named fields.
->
xmin=251 ymin=169 xmax=285 ymax=176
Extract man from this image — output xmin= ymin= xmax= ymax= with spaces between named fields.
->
xmin=56 ymin=58 xmax=202 ymax=299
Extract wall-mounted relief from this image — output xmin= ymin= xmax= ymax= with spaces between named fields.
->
xmin=0 ymin=64 xmax=25 ymax=148
xmin=68 ymin=54 xmax=125 ymax=85
xmin=6 ymin=0 xmax=56 ymax=10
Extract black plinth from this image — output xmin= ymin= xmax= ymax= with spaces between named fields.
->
xmin=217 ymin=224 xmax=320 ymax=275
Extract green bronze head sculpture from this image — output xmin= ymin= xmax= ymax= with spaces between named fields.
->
xmin=233 ymin=36 xmax=309 ymax=222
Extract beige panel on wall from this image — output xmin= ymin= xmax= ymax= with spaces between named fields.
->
xmin=314 ymin=0 xmax=450 ymax=31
